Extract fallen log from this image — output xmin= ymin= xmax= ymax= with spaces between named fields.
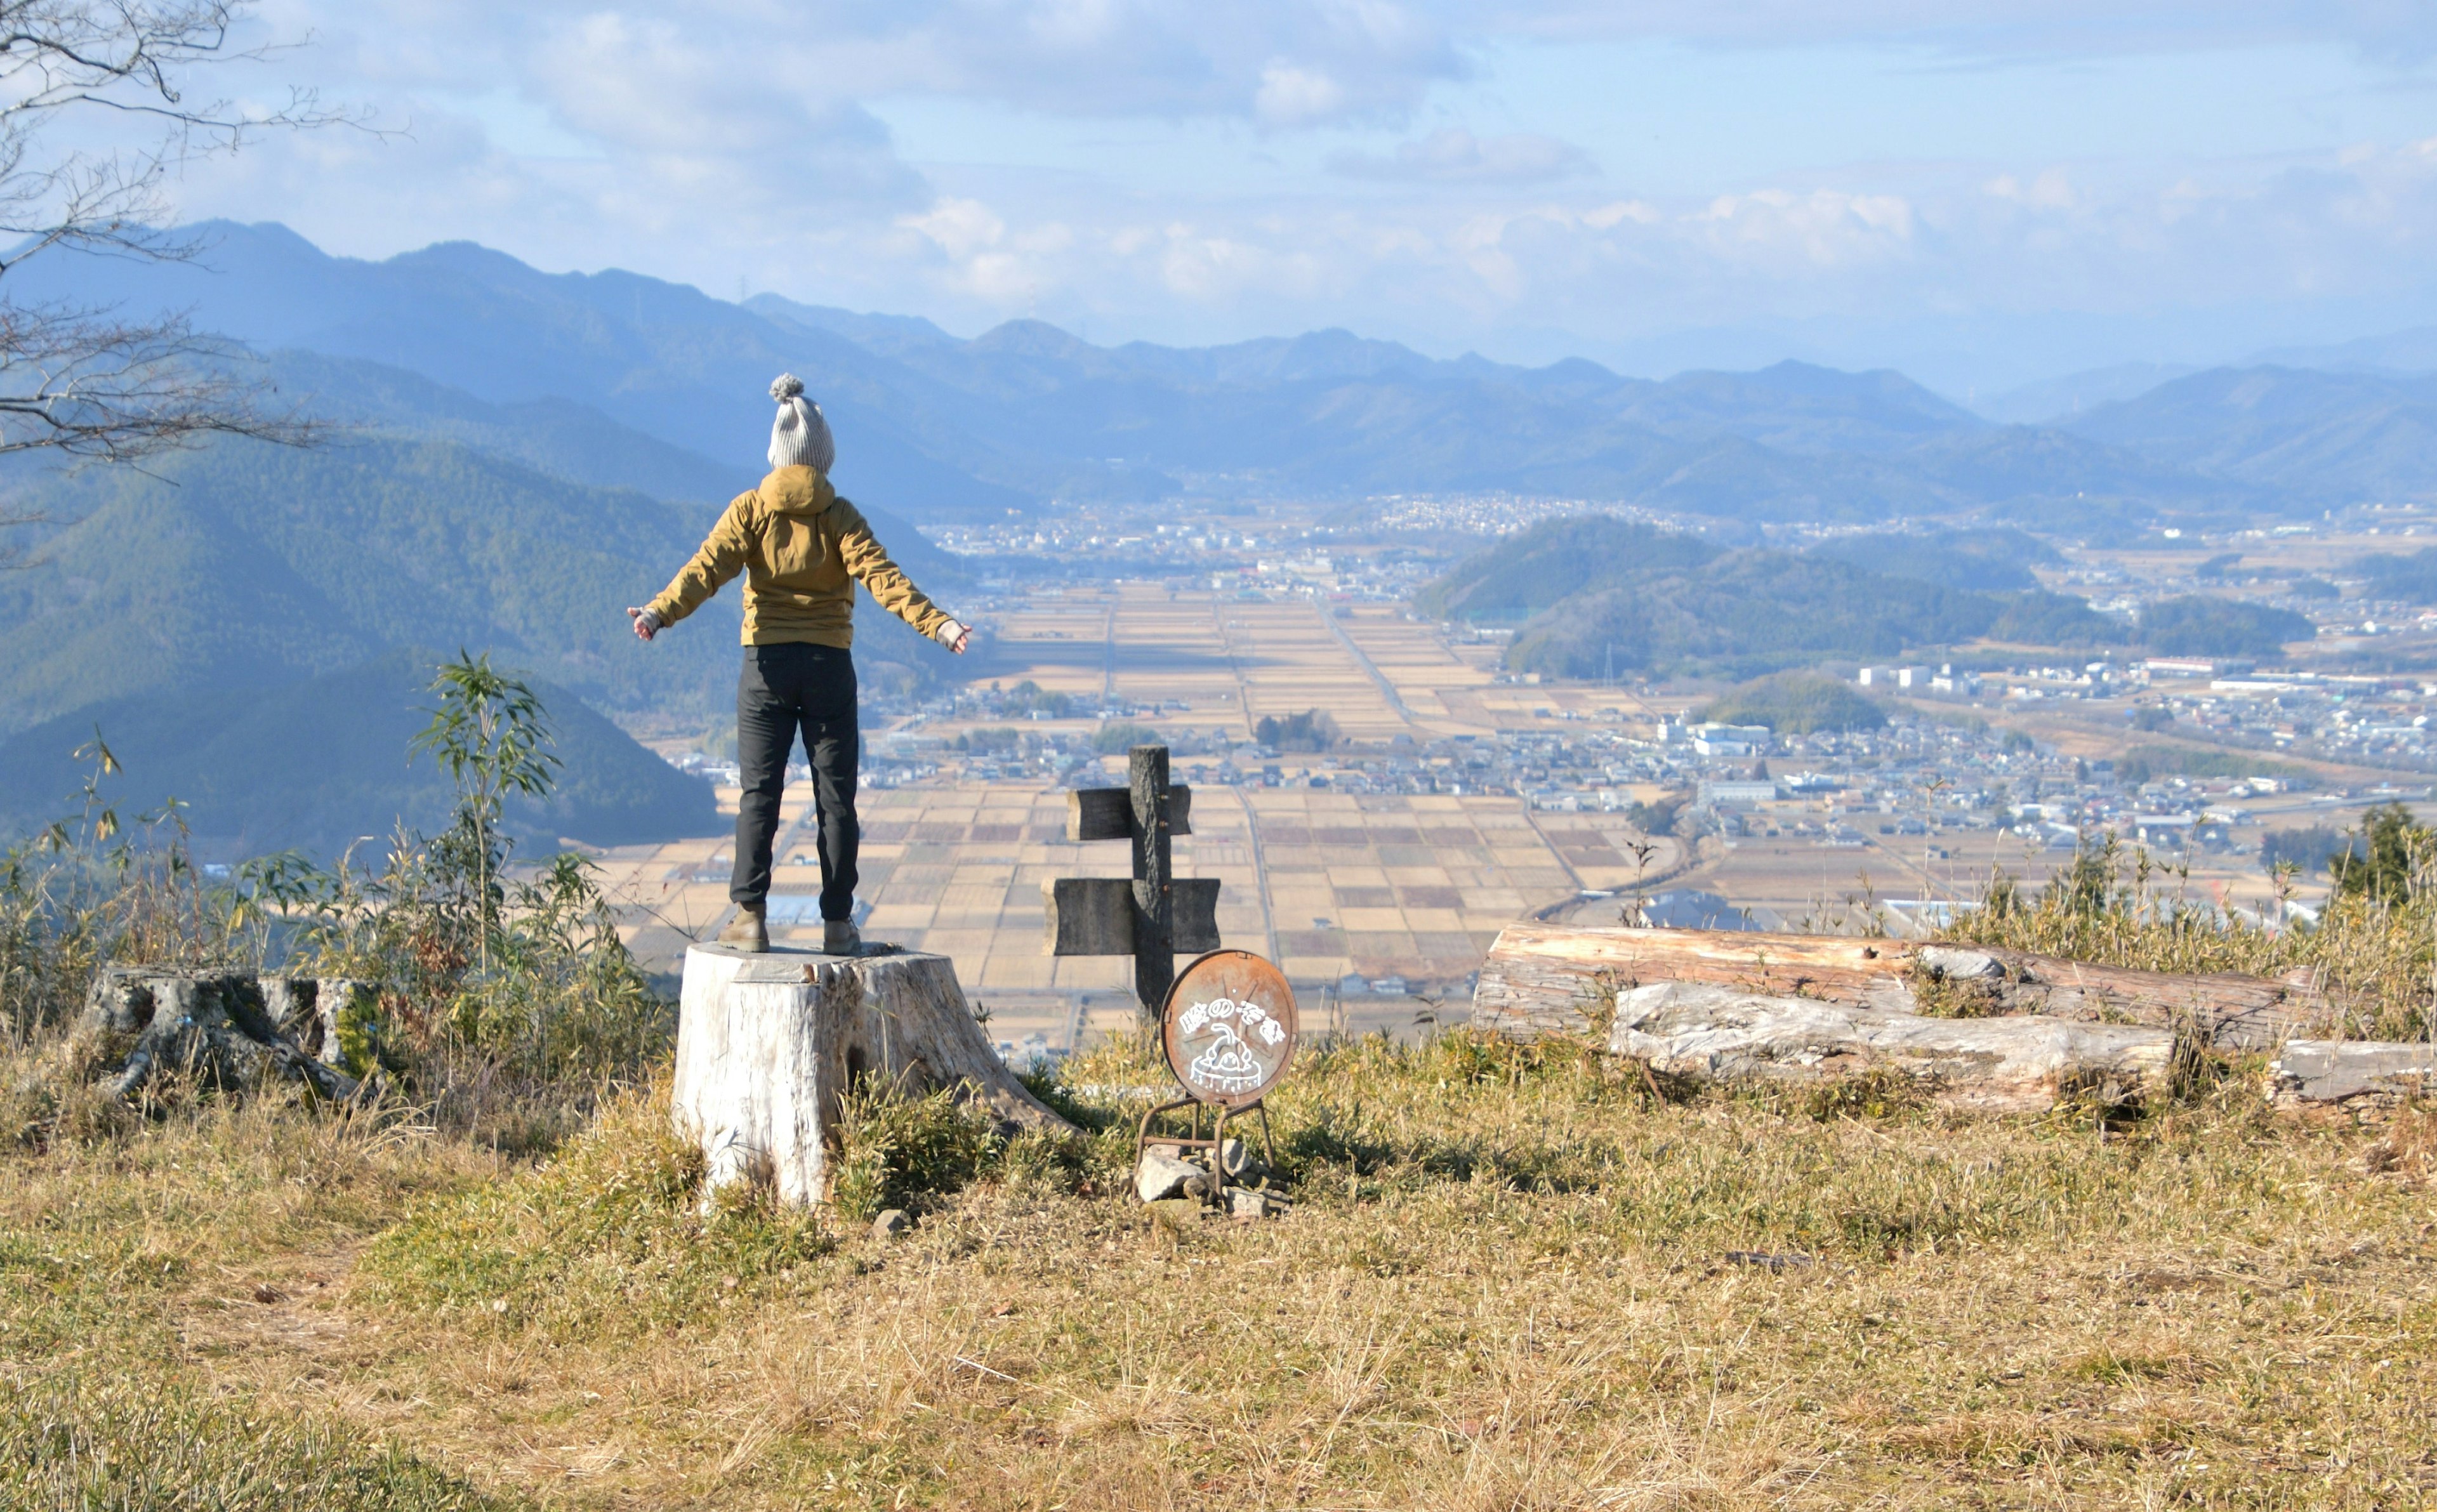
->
xmin=1609 ymin=981 xmax=2174 ymax=1112
xmin=1472 ymin=924 xmax=2323 ymax=1049
xmin=2268 ymin=1041 xmax=2437 ymax=1108
xmin=671 ymin=943 xmax=1075 ymax=1208
xmin=81 ymin=967 xmax=364 ymax=1103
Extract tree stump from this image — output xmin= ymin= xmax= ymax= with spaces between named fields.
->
xmin=81 ymin=967 xmax=365 ymax=1102
xmin=670 ymin=943 xmax=1076 ymax=1207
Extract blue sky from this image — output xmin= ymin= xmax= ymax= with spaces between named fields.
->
xmin=151 ymin=3 xmax=2437 ymax=393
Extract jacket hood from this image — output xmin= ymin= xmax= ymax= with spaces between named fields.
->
xmin=759 ymin=466 xmax=835 ymax=516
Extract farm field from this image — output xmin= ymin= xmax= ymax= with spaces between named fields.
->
xmin=589 ymin=582 xmax=2379 ymax=1052
xmin=592 ymin=584 xmax=1723 ymax=1048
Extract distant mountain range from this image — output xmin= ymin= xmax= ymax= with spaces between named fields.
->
xmin=22 ymin=221 xmax=2437 ymax=531
xmin=6 ymin=221 xmax=2435 ymax=856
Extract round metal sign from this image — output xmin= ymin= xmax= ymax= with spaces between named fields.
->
xmin=1159 ymin=949 xmax=1298 ymax=1108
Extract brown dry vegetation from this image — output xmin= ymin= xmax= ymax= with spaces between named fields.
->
xmin=6 ymin=1027 xmax=2437 ymax=1510
xmin=1938 ymin=831 xmax=2437 ymax=1041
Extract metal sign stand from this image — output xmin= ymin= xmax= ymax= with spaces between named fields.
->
xmin=1133 ymin=948 xmax=1299 ymax=1200
xmin=1133 ymin=1088 xmax=1279 ymax=1181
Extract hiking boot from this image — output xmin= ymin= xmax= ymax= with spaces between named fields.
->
xmin=718 ymin=904 xmax=768 ymax=953
xmin=822 ymin=918 xmax=862 ymax=956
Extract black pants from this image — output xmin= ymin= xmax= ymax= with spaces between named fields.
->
xmin=731 ymin=643 xmax=858 ymax=921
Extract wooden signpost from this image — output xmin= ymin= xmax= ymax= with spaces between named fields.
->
xmin=1044 ymin=744 xmax=1221 ymax=1015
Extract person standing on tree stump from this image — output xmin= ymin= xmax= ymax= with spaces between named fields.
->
xmin=628 ymin=374 xmax=970 ymax=955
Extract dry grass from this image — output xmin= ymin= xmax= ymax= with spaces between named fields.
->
xmin=1940 ymin=835 xmax=2437 ymax=1040
xmin=6 ymin=1026 xmax=2437 ymax=1510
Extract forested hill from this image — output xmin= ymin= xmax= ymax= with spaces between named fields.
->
xmin=0 ymin=425 xmax=964 ymax=741
xmin=0 ymin=649 xmax=718 ymax=860
xmin=0 ymin=426 xmax=963 ymax=856
xmin=1420 ymin=517 xmax=2317 ymax=680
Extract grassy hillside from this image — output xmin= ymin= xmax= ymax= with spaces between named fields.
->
xmin=0 ymin=648 xmax=720 ymax=858
xmin=8 ymin=799 xmax=2437 ymax=1505
xmin=6 ymin=1023 xmax=2433 ymax=1508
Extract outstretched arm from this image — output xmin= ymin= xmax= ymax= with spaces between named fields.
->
xmin=629 ymin=495 xmax=753 ymax=642
xmin=834 ymin=499 xmax=970 ymax=654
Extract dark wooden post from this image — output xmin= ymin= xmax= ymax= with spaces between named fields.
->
xmin=1130 ymin=744 xmax=1174 ymax=1018
xmin=1044 ymin=744 xmax=1220 ymax=1020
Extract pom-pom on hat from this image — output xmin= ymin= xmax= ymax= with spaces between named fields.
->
xmin=767 ymin=372 xmax=835 ymax=474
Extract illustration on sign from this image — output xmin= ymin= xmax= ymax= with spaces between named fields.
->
xmin=1160 ymin=949 xmax=1298 ymax=1108
xmin=1179 ymin=997 xmax=1288 ymax=1095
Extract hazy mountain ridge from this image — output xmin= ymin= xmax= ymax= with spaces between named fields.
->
xmin=30 ymin=220 xmax=2417 ymax=524
xmin=253 ymin=349 xmax=963 ymax=587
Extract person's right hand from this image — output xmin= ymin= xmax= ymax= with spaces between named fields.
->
xmin=628 ymin=606 xmax=661 ymax=642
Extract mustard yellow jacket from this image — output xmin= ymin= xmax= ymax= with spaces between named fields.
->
xmin=645 ymin=466 xmax=953 ymax=648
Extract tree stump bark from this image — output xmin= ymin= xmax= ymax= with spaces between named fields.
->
xmin=1609 ymin=981 xmax=2175 ymax=1112
xmin=670 ymin=943 xmax=1076 ymax=1207
xmin=81 ymin=967 xmax=364 ymax=1102
xmin=1472 ymin=923 xmax=2324 ymax=1050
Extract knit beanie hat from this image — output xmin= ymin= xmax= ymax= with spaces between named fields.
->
xmin=766 ymin=373 xmax=835 ymax=473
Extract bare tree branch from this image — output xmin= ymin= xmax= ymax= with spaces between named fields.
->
xmin=0 ymin=1 xmax=356 ymax=492
xmin=0 ymin=298 xmax=318 ymax=456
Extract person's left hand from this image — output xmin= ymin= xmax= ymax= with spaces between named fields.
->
xmin=945 ymin=623 xmax=971 ymax=654
xmin=628 ymin=606 xmax=661 ymax=642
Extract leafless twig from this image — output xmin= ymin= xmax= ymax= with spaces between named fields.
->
xmin=0 ymin=1 xmax=359 ymax=535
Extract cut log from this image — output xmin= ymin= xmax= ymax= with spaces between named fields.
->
xmin=671 ymin=943 xmax=1076 ymax=1208
xmin=81 ymin=967 xmax=361 ymax=1102
xmin=2268 ymin=1040 xmax=2437 ymax=1107
xmin=1609 ymin=981 xmax=2175 ymax=1112
xmin=1472 ymin=923 xmax=2323 ymax=1049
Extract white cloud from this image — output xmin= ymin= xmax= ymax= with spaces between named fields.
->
xmin=1482 ymin=2 xmax=2437 ymax=60
xmin=1255 ymin=62 xmax=1350 ymax=126
xmin=1986 ymin=169 xmax=2077 ymax=210
xmin=1329 ymin=127 xmax=1591 ymax=183
xmin=100 ymin=0 xmax=2437 ymax=387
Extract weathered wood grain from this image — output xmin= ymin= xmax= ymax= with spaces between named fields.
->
xmin=83 ymin=967 xmax=362 ymax=1102
xmin=2269 ymin=1039 xmax=2437 ymax=1107
xmin=671 ymin=944 xmax=1073 ymax=1208
xmin=1471 ymin=923 xmax=2324 ymax=1049
xmin=1066 ymin=784 xmax=1193 ymax=841
xmin=1043 ymin=878 xmax=1221 ymax=957
xmin=1131 ymin=745 xmax=1175 ymax=1014
xmin=1609 ymin=981 xmax=2175 ymax=1112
